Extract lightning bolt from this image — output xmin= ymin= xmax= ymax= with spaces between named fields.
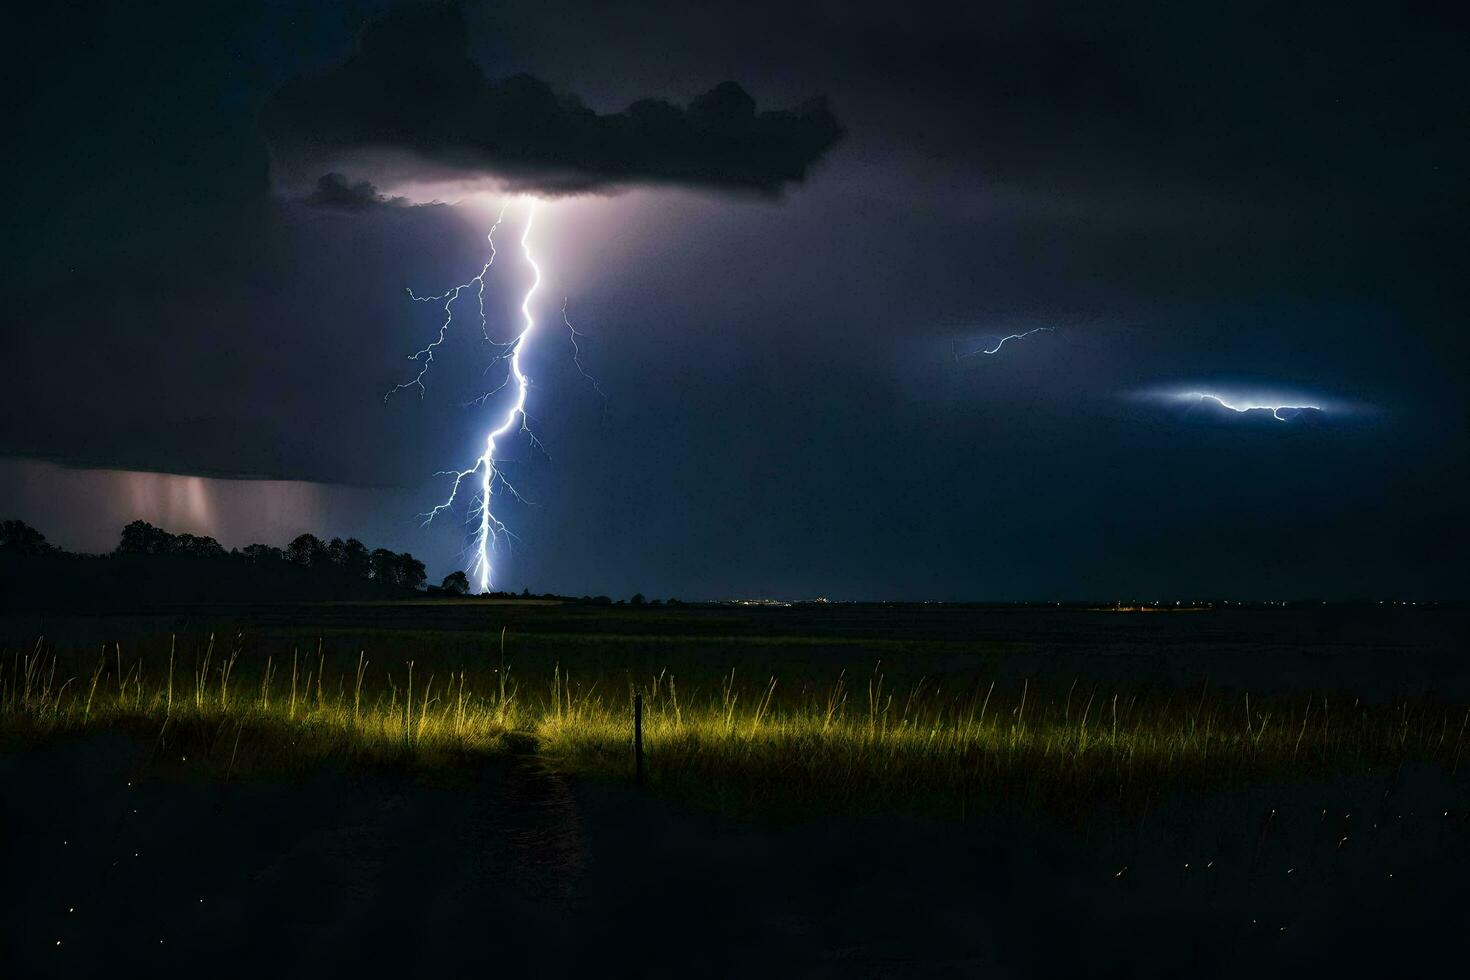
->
xmin=1183 ymin=392 xmax=1320 ymax=422
xmin=389 ymin=199 xmax=550 ymax=593
xmin=954 ymin=326 xmax=1054 ymax=361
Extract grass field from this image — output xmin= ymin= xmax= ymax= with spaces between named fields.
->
xmin=6 ymin=601 xmax=1470 ymax=976
xmin=5 ymin=601 xmax=1468 ymax=816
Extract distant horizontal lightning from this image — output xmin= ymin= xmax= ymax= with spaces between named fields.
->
xmin=954 ymin=326 xmax=1054 ymax=361
xmin=1180 ymin=391 xmax=1322 ymax=422
xmin=1129 ymin=384 xmax=1352 ymax=423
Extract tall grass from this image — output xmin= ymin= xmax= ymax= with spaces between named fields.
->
xmin=3 ymin=636 xmax=1467 ymax=813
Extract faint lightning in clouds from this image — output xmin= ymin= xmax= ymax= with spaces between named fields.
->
xmin=1180 ymin=391 xmax=1321 ymax=422
xmin=1129 ymin=384 xmax=1345 ymax=423
xmin=564 ymin=298 xmax=607 ymax=421
xmin=954 ymin=326 xmax=1054 ymax=361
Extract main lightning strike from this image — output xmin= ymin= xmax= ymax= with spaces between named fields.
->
xmin=393 ymin=200 xmax=547 ymax=593
xmin=954 ymin=326 xmax=1054 ymax=361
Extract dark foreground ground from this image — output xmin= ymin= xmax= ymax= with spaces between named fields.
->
xmin=4 ymin=602 xmax=1468 ymax=977
xmin=4 ymin=732 xmax=1467 ymax=979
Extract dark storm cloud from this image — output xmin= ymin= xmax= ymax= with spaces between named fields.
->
xmin=309 ymin=173 xmax=411 ymax=211
xmin=259 ymin=3 xmax=844 ymax=197
xmin=5 ymin=0 xmax=1468 ymax=598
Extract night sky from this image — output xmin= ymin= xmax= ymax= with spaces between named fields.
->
xmin=2 ymin=1 xmax=1465 ymax=600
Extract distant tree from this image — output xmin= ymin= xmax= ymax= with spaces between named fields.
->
xmin=117 ymin=520 xmax=149 ymax=553
xmin=394 ymin=552 xmax=427 ymax=590
xmin=521 ymin=587 xmax=530 ymax=598
xmin=630 ymin=592 xmax=646 ymax=606
xmin=240 ymin=543 xmax=284 ymax=564
xmin=116 ymin=520 xmax=177 ymax=555
xmin=285 ymin=533 xmax=325 ymax=567
xmin=326 ymin=537 xmax=348 ymax=566
xmin=0 ymin=519 xmax=55 ymax=556
xmin=370 ymin=548 xmax=400 ymax=585
xmin=441 ymin=570 xmax=469 ymax=595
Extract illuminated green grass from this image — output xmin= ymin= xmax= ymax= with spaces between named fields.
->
xmin=4 ymin=635 xmax=1467 ymax=813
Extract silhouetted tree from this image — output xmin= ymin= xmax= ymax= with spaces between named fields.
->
xmin=117 ymin=520 xmax=177 ymax=555
xmin=240 ymin=543 xmax=284 ymax=563
xmin=440 ymin=570 xmax=469 ymax=595
xmin=0 ymin=519 xmax=55 ymax=556
xmin=286 ymin=533 xmax=325 ymax=567
xmin=340 ymin=538 xmax=371 ymax=579
xmin=395 ymin=552 xmax=427 ymax=590
xmin=369 ymin=547 xmax=400 ymax=585
xmin=631 ymin=592 xmax=646 ymax=606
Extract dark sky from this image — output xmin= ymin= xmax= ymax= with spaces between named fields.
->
xmin=2 ymin=1 xmax=1466 ymax=599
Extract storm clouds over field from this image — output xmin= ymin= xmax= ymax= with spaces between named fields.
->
xmin=2 ymin=1 xmax=1465 ymax=598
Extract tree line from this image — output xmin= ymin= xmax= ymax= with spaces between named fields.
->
xmin=4 ymin=518 xmax=675 ymax=602
xmin=119 ymin=521 xmax=432 ymax=590
xmin=3 ymin=518 xmax=438 ymax=592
